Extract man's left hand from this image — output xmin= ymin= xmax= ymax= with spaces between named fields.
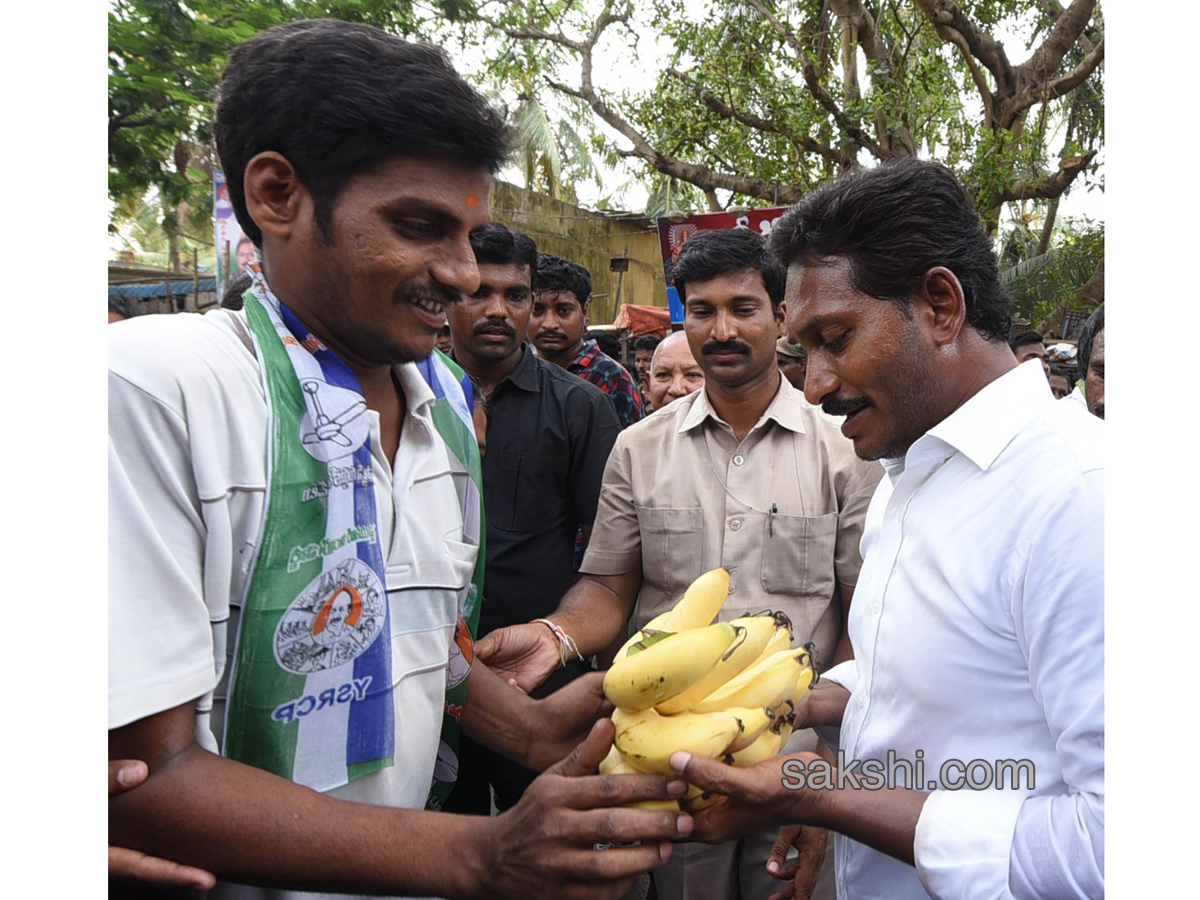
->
xmin=668 ymin=751 xmax=825 ymax=844
xmin=524 ymin=672 xmax=613 ymax=771
xmin=765 ymin=823 xmax=828 ymax=900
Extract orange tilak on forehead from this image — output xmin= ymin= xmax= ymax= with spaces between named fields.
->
xmin=466 ymin=193 xmax=479 ymax=207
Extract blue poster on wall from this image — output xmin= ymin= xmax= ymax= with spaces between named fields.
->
xmin=667 ymin=285 xmax=684 ymax=326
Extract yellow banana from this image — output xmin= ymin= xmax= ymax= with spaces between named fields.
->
xmin=613 ymin=610 xmax=676 ymax=662
xmin=679 ymin=783 xmax=722 ymax=811
xmin=599 ymin=743 xmax=684 ymax=810
xmin=655 ymin=615 xmax=782 ymax=715
xmin=724 ymin=706 xmax=774 ymax=753
xmin=613 ymin=706 xmax=743 ymax=775
xmin=667 ymin=567 xmax=731 ymax=630
xmin=688 ymin=647 xmax=807 ymax=714
xmin=727 ymin=714 xmax=795 ymax=767
xmin=604 ymin=622 xmax=738 ymax=711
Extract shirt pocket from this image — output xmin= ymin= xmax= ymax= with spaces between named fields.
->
xmin=636 ymin=506 xmax=705 ymax=595
xmin=486 ymin=449 xmax=567 ymax=534
xmin=760 ymin=511 xmax=839 ymax=599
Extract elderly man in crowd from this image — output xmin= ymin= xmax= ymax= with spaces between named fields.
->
xmin=479 ymin=226 xmax=883 ymax=900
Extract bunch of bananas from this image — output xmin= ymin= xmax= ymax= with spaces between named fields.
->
xmin=601 ymin=567 xmax=817 ymax=811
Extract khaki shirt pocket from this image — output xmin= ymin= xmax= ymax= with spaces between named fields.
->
xmin=636 ymin=506 xmax=705 ymax=594
xmin=760 ymin=511 xmax=839 ymax=599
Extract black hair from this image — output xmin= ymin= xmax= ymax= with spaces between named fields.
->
xmin=1076 ymin=303 xmax=1104 ymax=375
xmin=770 ymin=158 xmax=1012 ymax=341
xmin=534 ymin=254 xmax=592 ymax=307
xmin=673 ymin=227 xmax=786 ymax=312
xmin=108 ymin=296 xmax=131 ymax=318
xmin=634 ymin=334 xmax=662 ymax=352
xmin=468 ymin=222 xmax=538 ymax=284
xmin=215 ymin=19 xmax=509 ymax=246
xmin=1049 ymin=364 xmax=1071 ymax=380
xmin=1009 ymin=330 xmax=1044 ymax=351
xmin=587 ymin=330 xmax=622 ymax=360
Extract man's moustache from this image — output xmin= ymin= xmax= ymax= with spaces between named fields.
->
xmin=822 ymin=395 xmax=871 ymax=417
xmin=396 ymin=282 xmax=461 ymax=307
xmin=473 ymin=320 xmax=516 ymax=337
xmin=701 ymin=341 xmax=751 ymax=356
xmin=537 ymin=331 xmax=568 ymax=341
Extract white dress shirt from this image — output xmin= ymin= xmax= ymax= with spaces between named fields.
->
xmin=822 ymin=361 xmax=1103 ymax=900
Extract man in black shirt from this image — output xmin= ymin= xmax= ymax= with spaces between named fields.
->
xmin=444 ymin=222 xmax=621 ymax=814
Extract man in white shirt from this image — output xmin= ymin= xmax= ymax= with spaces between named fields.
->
xmin=669 ymin=158 xmax=1103 ymax=900
xmin=109 ymin=19 xmax=692 ymax=900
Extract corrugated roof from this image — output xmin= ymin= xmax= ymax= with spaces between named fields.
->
xmin=109 ymin=278 xmax=218 ymax=300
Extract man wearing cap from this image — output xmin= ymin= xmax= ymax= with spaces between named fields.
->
xmin=776 ymin=336 xmax=808 ymax=391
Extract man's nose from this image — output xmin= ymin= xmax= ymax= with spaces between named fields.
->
xmin=713 ymin=309 xmax=737 ymax=343
xmin=432 ymin=234 xmax=481 ymax=297
xmin=804 ymin=355 xmax=838 ymax=406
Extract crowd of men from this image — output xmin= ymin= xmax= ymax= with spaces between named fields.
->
xmin=109 ymin=18 xmax=1104 ymax=900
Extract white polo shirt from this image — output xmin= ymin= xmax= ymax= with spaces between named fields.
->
xmin=109 ymin=308 xmax=478 ymax=898
xmin=823 ymin=361 xmax=1104 ymax=900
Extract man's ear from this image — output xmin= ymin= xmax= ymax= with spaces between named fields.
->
xmin=776 ymin=300 xmax=786 ymax=332
xmin=918 ymin=267 xmax=967 ymax=347
xmin=242 ymin=152 xmax=311 ymax=243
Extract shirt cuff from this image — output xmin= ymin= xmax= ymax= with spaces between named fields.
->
xmin=914 ymin=788 xmax=1027 ymax=900
xmin=820 ymin=659 xmax=857 ymax=692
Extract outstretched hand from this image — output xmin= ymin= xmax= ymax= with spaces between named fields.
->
xmin=483 ymin=719 xmax=694 ymax=900
xmin=476 ymin=622 xmax=563 ymax=693
xmin=667 ymin=751 xmax=823 ymax=845
xmin=525 ymin=671 xmax=613 ymax=771
xmin=109 ymin=759 xmax=217 ymax=890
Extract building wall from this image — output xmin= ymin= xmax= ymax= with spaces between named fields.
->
xmin=491 ymin=181 xmax=667 ymax=325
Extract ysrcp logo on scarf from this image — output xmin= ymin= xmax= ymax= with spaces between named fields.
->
xmin=298 ymin=379 xmax=369 ymax=462
xmin=274 ymin=559 xmax=386 ymax=673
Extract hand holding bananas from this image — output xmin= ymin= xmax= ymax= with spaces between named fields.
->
xmin=482 ymin=718 xmax=696 ymax=899
xmin=600 ymin=568 xmax=818 ymax=812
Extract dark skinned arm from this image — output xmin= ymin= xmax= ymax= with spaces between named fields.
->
xmin=109 ymin=701 xmax=693 ymax=898
xmin=475 ymin=570 xmax=642 ymax=693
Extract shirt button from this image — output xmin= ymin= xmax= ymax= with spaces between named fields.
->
xmin=872 ymin=599 xmax=881 ymax=613
xmin=729 ymin=518 xmax=741 ymax=531
xmin=727 ymin=584 xmax=737 ymax=596
xmin=732 ymin=454 xmax=745 ymax=466
xmin=856 ymin=693 xmax=866 ymax=709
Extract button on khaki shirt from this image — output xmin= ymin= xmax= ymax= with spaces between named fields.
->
xmin=582 ymin=372 xmax=883 ymax=674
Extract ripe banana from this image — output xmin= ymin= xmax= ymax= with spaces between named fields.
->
xmin=613 ymin=610 xmax=676 ymax=663
xmin=667 ymin=567 xmax=731 ymax=630
xmin=600 ymin=742 xmax=686 ymax=810
xmin=613 ymin=706 xmax=743 ymax=775
xmin=723 ymin=706 xmax=774 ymax=753
xmin=604 ymin=622 xmax=738 ymax=711
xmin=655 ymin=614 xmax=783 ymax=715
xmin=679 ymin=783 xmax=722 ymax=811
xmin=688 ymin=647 xmax=808 ymax=714
xmin=727 ymin=714 xmax=795 ymax=767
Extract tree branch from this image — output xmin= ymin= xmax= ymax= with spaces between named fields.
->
xmin=913 ymin=0 xmax=1014 ymax=94
xmin=745 ymin=0 xmax=882 ymax=159
xmin=1017 ymin=0 xmax=1096 ymax=84
xmin=990 ymin=150 xmax=1096 ymax=205
xmin=1015 ymin=34 xmax=1104 ymax=112
xmin=664 ymin=67 xmax=844 ymax=165
xmin=551 ymin=78 xmax=802 ymax=204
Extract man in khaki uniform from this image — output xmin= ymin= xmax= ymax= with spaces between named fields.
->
xmin=478 ymin=228 xmax=882 ymax=900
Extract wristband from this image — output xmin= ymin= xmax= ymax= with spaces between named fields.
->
xmin=532 ymin=618 xmax=584 ymax=668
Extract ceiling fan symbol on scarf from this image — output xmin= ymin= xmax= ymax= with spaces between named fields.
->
xmin=300 ymin=379 xmax=368 ymax=448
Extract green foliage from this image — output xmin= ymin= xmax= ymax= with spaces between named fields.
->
xmin=999 ymin=216 xmax=1103 ymax=324
xmin=108 ymin=0 xmax=467 ymax=253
